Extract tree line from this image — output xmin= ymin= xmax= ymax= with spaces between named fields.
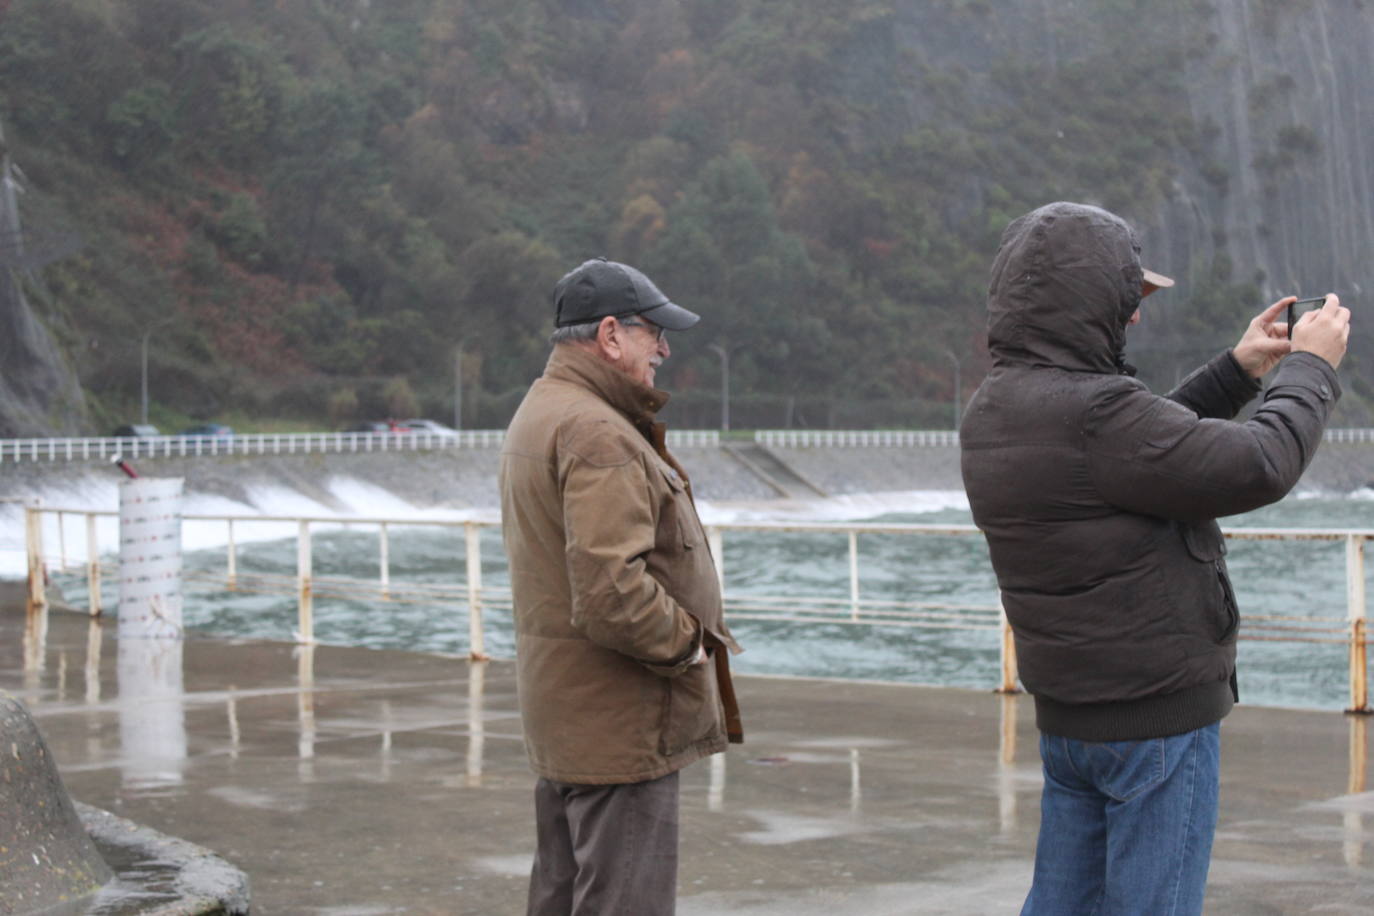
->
xmin=0 ymin=0 xmax=1335 ymax=432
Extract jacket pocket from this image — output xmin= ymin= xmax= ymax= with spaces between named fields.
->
xmin=659 ymin=464 xmax=698 ymax=551
xmin=1179 ymin=521 xmax=1238 ymax=642
xmin=1212 ymin=562 xmax=1240 ymax=641
xmin=1180 ymin=520 xmax=1226 ymax=561
xmin=658 ymin=661 xmax=722 ymax=757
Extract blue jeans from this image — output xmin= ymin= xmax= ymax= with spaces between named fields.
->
xmin=1022 ymin=723 xmax=1221 ymax=916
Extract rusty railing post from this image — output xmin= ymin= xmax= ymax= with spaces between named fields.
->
xmin=297 ymin=520 xmax=314 ymax=644
xmin=379 ymin=522 xmax=390 ymax=599
xmin=848 ymin=530 xmax=860 ymax=620
xmin=226 ymin=518 xmax=237 ymax=590
xmin=85 ymin=513 xmax=101 ymax=616
xmin=25 ymin=505 xmax=47 ymax=615
xmin=997 ymin=592 xmax=1020 ymax=694
xmin=466 ymin=522 xmax=488 ymax=660
xmin=1348 ymin=534 xmax=1370 ymax=714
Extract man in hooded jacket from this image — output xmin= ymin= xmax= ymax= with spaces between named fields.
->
xmin=959 ymin=202 xmax=1350 ymax=914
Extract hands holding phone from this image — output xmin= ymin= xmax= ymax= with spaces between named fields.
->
xmin=1290 ymin=294 xmax=1350 ymax=369
xmin=1233 ymin=293 xmax=1349 ymax=377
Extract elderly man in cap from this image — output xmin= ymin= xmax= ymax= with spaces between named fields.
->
xmin=960 ymin=202 xmax=1349 ymax=914
xmin=500 ymin=257 xmax=742 ymax=915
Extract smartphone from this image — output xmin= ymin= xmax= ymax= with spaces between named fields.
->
xmin=1286 ymin=296 xmax=1328 ymax=340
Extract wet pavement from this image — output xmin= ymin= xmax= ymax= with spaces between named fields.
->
xmin=3 ymin=607 xmax=1373 ymax=915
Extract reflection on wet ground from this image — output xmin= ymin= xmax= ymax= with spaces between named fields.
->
xmin=4 ymin=608 xmax=1373 ymax=915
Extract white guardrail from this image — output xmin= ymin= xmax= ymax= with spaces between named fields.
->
xmin=755 ymin=429 xmax=1374 ymax=447
xmin=16 ymin=507 xmax=1372 ymax=713
xmin=6 ymin=428 xmax=1374 ymax=462
xmin=0 ymin=429 xmax=717 ymax=462
xmin=753 ymin=430 xmax=963 ymax=447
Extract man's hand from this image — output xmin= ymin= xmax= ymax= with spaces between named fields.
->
xmin=1232 ymin=297 xmax=1295 ymax=378
xmin=1291 ymin=293 xmax=1350 ymax=369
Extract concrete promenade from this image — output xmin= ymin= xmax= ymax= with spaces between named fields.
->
xmin=3 ymin=608 xmax=1373 ymax=915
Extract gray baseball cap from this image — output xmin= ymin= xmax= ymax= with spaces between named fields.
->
xmin=553 ymin=257 xmax=700 ymax=330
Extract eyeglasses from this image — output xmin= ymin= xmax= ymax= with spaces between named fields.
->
xmin=618 ymin=316 xmax=666 ymax=342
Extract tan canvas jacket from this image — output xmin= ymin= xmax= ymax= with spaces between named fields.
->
xmin=499 ymin=344 xmax=742 ymax=784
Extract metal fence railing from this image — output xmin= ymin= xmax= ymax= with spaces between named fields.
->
xmin=1323 ymin=429 xmax=1374 ymax=444
xmin=755 ymin=429 xmax=1374 ymax=448
xmin=17 ymin=506 xmax=1372 ymax=713
xmin=0 ymin=430 xmax=504 ymax=462
xmin=0 ymin=429 xmax=724 ymax=463
xmin=754 ymin=430 xmax=962 ymax=447
xmin=7 ymin=428 xmax=1374 ymax=462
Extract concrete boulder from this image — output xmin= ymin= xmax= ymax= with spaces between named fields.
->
xmin=0 ymin=690 xmax=112 ymax=913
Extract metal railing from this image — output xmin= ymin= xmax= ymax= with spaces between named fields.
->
xmin=7 ymin=428 xmax=1374 ymax=462
xmin=754 ymin=430 xmax=963 ymax=447
xmin=20 ymin=506 xmax=1372 ymax=712
xmin=0 ymin=430 xmax=503 ymax=462
xmin=0 ymin=429 xmax=711 ymax=463
xmin=755 ymin=429 xmax=1374 ymax=448
xmin=1325 ymin=429 xmax=1374 ymax=444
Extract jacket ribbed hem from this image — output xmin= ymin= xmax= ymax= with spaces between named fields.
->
xmin=1034 ymin=681 xmax=1234 ymax=742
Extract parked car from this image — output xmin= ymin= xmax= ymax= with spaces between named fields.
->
xmin=110 ymin=424 xmax=160 ymax=438
xmin=397 ymin=419 xmax=459 ymax=437
xmin=179 ymin=423 xmax=234 ymax=437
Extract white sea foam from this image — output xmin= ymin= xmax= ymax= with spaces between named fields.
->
xmin=0 ymin=473 xmax=501 ymax=579
xmin=323 ymin=476 xmax=498 ymax=523
xmin=698 ymin=490 xmax=969 ymax=524
xmin=1 ymin=473 xmax=959 ymax=578
xmin=1341 ymin=486 xmax=1374 ymax=502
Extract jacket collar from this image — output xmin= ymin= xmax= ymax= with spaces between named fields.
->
xmin=543 ymin=344 xmax=670 ymax=425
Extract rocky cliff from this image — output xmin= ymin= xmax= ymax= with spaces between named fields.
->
xmin=1146 ymin=0 xmax=1374 ymax=340
xmin=859 ymin=0 xmax=1373 ymax=386
xmin=0 ymin=121 xmax=86 ymax=438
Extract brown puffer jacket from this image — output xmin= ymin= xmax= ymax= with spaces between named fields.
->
xmin=500 ymin=344 xmax=742 ymax=784
xmin=960 ymin=202 xmax=1340 ymax=741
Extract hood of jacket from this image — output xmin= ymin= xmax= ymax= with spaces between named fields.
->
xmin=986 ymin=202 xmax=1145 ymax=374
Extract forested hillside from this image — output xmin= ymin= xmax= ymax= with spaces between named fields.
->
xmin=1 ymin=0 xmax=1369 ymax=434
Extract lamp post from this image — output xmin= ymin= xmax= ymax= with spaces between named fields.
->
xmin=707 ymin=343 xmax=730 ymax=432
xmin=140 ymin=330 xmax=152 ymax=425
xmin=944 ymin=347 xmax=963 ymax=430
xmin=137 ymin=318 xmax=176 ymax=426
xmin=453 ymin=343 xmax=464 ymax=431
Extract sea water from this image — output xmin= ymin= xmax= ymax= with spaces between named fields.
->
xmin=48 ymin=490 xmax=1367 ymax=713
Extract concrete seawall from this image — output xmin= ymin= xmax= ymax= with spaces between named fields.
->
xmin=0 ymin=440 xmax=1370 ymax=512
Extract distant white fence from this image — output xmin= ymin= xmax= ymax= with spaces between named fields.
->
xmin=5 ymin=427 xmax=1374 ymax=462
xmin=755 ymin=430 xmax=962 ymax=447
xmin=0 ymin=429 xmax=720 ymax=463
xmin=758 ymin=429 xmax=1374 ymax=448
xmin=1325 ymin=429 xmax=1374 ymax=444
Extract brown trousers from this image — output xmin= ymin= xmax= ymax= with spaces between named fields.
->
xmin=527 ymin=770 xmax=680 ymax=916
